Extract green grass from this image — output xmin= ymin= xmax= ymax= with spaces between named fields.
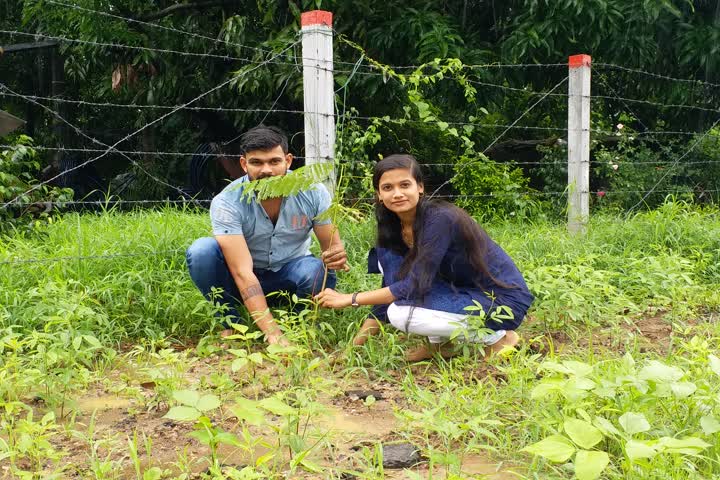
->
xmin=1 ymin=200 xmax=720 ymax=478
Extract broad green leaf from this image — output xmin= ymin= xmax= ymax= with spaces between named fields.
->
xmin=670 ymin=381 xmax=697 ymax=398
xmin=531 ymin=380 xmax=564 ymax=399
xmin=563 ymin=360 xmax=593 ymax=377
xmin=230 ymin=398 xmax=266 ymax=426
xmin=164 ymin=406 xmax=200 ymax=421
xmin=196 ymin=394 xmax=221 ymax=412
xmin=288 ymin=433 xmax=306 ymax=453
xmin=172 ymin=390 xmax=201 ymax=407
xmin=248 ymin=352 xmax=264 ymax=364
xmin=569 ymin=377 xmax=596 ymax=390
xmin=709 ymin=354 xmax=720 ymax=376
xmin=540 ymin=361 xmax=572 ymax=375
xmin=82 ymin=334 xmax=102 ymax=348
xmin=619 ymin=412 xmax=650 ymax=435
xmin=593 ymin=417 xmax=621 ymax=437
xmin=521 ymin=435 xmax=576 ymax=463
xmin=188 ymin=429 xmax=213 ymax=445
xmin=625 ymin=440 xmax=656 ymax=462
xmin=638 ymin=361 xmax=683 ymax=383
xmin=259 ymin=396 xmax=296 ymax=416
xmin=266 ymin=344 xmax=298 ymax=356
xmin=215 ymin=431 xmax=243 ymax=447
xmin=656 ymin=436 xmax=710 ymax=455
xmin=575 ymin=450 xmax=609 ymax=480
xmin=232 ymin=357 xmax=249 ymax=372
xmin=143 ymin=467 xmax=164 ymax=480
xmin=564 ymin=418 xmax=603 ymax=449
xmin=701 ymin=415 xmax=720 ymax=435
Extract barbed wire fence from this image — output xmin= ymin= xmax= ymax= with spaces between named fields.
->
xmin=1 ymin=7 xmax=720 ymax=268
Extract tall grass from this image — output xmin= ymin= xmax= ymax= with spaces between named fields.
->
xmin=1 ymin=200 xmax=718 ymax=346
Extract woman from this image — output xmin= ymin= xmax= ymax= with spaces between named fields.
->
xmin=315 ymin=154 xmax=534 ymax=361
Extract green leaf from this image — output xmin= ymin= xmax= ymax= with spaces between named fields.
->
xmin=259 ymin=396 xmax=296 ymax=416
xmin=164 ymin=406 xmax=200 ymax=422
xmin=575 ymin=450 xmax=609 ymax=480
xmin=196 ymin=394 xmax=221 ymax=412
xmin=656 ymin=436 xmax=710 ymax=455
xmin=232 ymin=357 xmax=249 ymax=372
xmin=564 ymin=418 xmax=603 ymax=449
xmin=593 ymin=417 xmax=621 ymax=437
xmin=230 ymin=398 xmax=266 ymax=426
xmin=670 ymin=381 xmax=697 ymax=398
xmin=143 ymin=467 xmax=164 ymax=480
xmin=172 ymin=390 xmax=200 ymax=407
xmin=700 ymin=415 xmax=720 ymax=435
xmin=248 ymin=352 xmax=264 ymax=364
xmin=563 ymin=360 xmax=593 ymax=377
xmin=188 ymin=429 xmax=213 ymax=446
xmin=625 ymin=440 xmax=656 ymax=462
xmin=521 ymin=435 xmax=576 ymax=463
xmin=531 ymin=379 xmax=565 ymax=399
xmin=619 ymin=412 xmax=650 ymax=435
xmin=215 ymin=431 xmax=243 ymax=447
xmin=299 ymin=458 xmax=323 ymax=473
xmin=638 ymin=361 xmax=683 ymax=383
xmin=708 ymin=354 xmax=720 ymax=376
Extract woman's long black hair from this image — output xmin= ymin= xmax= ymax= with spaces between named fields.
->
xmin=373 ymin=154 xmax=511 ymax=297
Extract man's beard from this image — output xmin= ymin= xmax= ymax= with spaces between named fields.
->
xmin=249 ymin=172 xmax=274 ymax=180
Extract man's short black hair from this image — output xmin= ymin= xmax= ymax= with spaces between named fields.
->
xmin=239 ymin=125 xmax=289 ymax=156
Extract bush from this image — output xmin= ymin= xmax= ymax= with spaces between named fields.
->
xmin=450 ymin=153 xmax=545 ymax=220
xmin=0 ymin=135 xmax=73 ymax=231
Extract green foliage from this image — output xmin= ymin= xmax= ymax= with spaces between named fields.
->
xmin=524 ymin=348 xmax=719 ymax=478
xmin=234 ymin=164 xmax=334 ymax=202
xmin=451 ymin=153 xmax=545 ymax=220
xmin=0 ymin=136 xmax=73 ymax=232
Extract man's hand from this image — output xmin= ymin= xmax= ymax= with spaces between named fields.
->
xmin=265 ymin=332 xmax=291 ymax=347
xmin=314 ymin=288 xmax=353 ymax=309
xmin=321 ymin=243 xmax=350 ymax=272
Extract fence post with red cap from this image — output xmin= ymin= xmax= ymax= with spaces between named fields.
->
xmin=567 ymin=54 xmax=591 ymax=234
xmin=301 ymin=10 xmax=335 ymax=194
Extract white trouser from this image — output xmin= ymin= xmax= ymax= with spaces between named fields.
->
xmin=386 ymin=303 xmax=506 ymax=345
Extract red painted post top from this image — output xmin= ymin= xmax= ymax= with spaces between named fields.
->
xmin=568 ymin=54 xmax=591 ymax=68
xmin=301 ymin=10 xmax=333 ymax=27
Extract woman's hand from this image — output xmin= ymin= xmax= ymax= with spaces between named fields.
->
xmin=314 ymin=288 xmax=353 ymax=309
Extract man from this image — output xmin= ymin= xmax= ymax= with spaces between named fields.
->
xmin=186 ymin=126 xmax=348 ymax=346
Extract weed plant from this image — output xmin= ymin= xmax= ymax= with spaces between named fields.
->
xmin=1 ymin=199 xmax=720 ymax=478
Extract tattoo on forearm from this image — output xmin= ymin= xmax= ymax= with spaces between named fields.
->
xmin=240 ymin=283 xmax=264 ymax=301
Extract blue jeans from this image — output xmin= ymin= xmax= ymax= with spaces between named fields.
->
xmin=186 ymin=237 xmax=336 ymax=325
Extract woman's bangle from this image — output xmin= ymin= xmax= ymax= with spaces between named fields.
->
xmin=351 ymin=292 xmax=360 ymax=308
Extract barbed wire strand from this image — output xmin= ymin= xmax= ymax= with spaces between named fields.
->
xmin=0 ymin=83 xmax=204 ymax=203
xmin=221 ymin=77 xmax=293 ymax=147
xmin=0 ymin=28 xmax=257 ymax=63
xmin=6 ymin=145 xmax=720 ymax=167
xmin=45 ymin=0 xmax=275 ymax=56
xmin=595 ymin=63 xmax=720 ymax=90
xmin=44 ymin=0 xmax=374 ymax=70
xmin=625 ymin=115 xmax=720 ymax=215
xmin=0 ymin=39 xmax=301 ymax=209
xmin=429 ymin=76 xmax=569 ymax=198
xmin=0 ymin=28 xmax=376 ymax=75
xmin=0 ymin=250 xmax=184 ymax=266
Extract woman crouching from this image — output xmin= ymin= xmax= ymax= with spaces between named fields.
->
xmin=315 ymin=154 xmax=534 ymax=361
